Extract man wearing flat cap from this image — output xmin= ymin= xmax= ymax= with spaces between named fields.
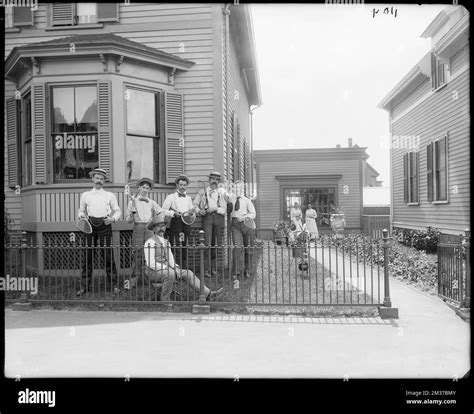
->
xmin=125 ymin=177 xmax=174 ymax=290
xmin=144 ymin=212 xmax=223 ymax=302
xmin=77 ymin=168 xmax=121 ymax=296
xmin=193 ymin=171 xmax=229 ymax=277
xmin=162 ymin=175 xmax=195 ymax=268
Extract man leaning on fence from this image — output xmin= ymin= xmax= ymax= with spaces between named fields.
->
xmin=77 ymin=168 xmax=121 ymax=296
xmin=144 ymin=212 xmax=223 ymax=302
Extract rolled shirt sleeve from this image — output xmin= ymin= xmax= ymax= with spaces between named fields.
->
xmin=78 ymin=193 xmax=87 ymax=219
xmin=245 ymin=198 xmax=256 ymax=220
xmin=152 ymin=200 xmax=174 ymax=219
xmin=109 ymin=193 xmax=121 ymax=222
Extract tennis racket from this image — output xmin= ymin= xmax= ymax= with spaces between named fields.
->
xmin=181 ymin=210 xmax=196 ymax=225
xmin=194 ymin=180 xmax=209 ymax=213
xmin=243 ymin=216 xmax=256 ymax=229
xmin=170 ymin=208 xmax=196 ymax=225
xmin=76 ymin=217 xmax=93 ymax=234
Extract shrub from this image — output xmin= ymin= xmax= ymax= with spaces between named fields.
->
xmin=392 ymin=226 xmax=440 ymax=254
xmin=320 ymin=233 xmax=437 ymax=290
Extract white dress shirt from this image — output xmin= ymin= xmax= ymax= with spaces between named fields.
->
xmin=193 ymin=187 xmax=227 ymax=215
xmin=144 ymin=235 xmax=176 ymax=270
xmin=126 ymin=197 xmax=173 ymax=224
xmin=78 ymin=187 xmax=121 ymax=221
xmin=162 ymin=192 xmax=193 ymax=214
xmin=230 ymin=195 xmax=256 ymax=221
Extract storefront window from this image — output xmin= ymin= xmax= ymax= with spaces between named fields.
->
xmin=52 ymin=85 xmax=98 ymax=181
xmin=126 ymin=88 xmax=160 ymax=182
xmin=283 ymin=187 xmax=336 ymax=227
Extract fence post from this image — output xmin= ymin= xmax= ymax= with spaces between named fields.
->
xmin=379 ymin=228 xmax=398 ymax=319
xmin=13 ymin=231 xmax=32 ymax=311
xmin=462 ymin=228 xmax=470 ymax=309
xmin=193 ymin=229 xmax=210 ymax=314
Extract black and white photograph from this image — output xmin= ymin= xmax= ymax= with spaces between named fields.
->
xmin=1 ymin=0 xmax=471 ymax=410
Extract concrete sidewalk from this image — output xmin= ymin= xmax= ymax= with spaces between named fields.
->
xmin=4 ymin=277 xmax=469 ymax=378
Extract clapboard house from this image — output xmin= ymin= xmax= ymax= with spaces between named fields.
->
xmin=378 ymin=6 xmax=469 ymax=238
xmin=4 ymin=2 xmax=261 ymax=266
xmin=254 ymin=140 xmax=372 ymax=233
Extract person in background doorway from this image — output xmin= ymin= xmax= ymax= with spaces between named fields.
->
xmin=304 ymin=203 xmax=319 ymax=241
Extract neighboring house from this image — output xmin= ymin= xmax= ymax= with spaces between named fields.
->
xmin=254 ymin=140 xmax=371 ymax=232
xmin=4 ymin=3 xmax=261 ymax=252
xmin=363 ymin=161 xmax=383 ymax=187
xmin=378 ymin=6 xmax=469 ymax=237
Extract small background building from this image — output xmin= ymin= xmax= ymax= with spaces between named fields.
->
xmin=254 ymin=139 xmax=373 ymax=233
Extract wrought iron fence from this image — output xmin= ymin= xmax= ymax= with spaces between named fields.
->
xmin=437 ymin=231 xmax=470 ymax=308
xmin=4 ymin=230 xmax=395 ymax=309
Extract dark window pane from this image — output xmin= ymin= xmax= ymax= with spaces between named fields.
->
xmin=126 ymin=89 xmax=156 ymax=136
xmin=75 ymin=86 xmax=97 ymax=132
xmin=53 ymin=134 xmax=99 ymax=180
xmin=52 ymin=87 xmax=75 ymax=133
xmin=126 ymin=136 xmax=159 ymax=182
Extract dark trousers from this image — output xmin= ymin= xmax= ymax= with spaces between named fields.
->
xmin=81 ymin=220 xmax=118 ymax=290
xmin=168 ymin=216 xmax=191 ymax=268
xmin=231 ymin=219 xmax=255 ymax=275
xmin=130 ymin=223 xmax=154 ymax=280
xmin=202 ymin=213 xmax=224 ymax=273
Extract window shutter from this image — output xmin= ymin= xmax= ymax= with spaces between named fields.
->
xmin=32 ymin=84 xmax=46 ymax=184
xmin=403 ymin=153 xmax=408 ymax=203
xmin=98 ymin=81 xmax=112 ymax=182
xmin=97 ymin=3 xmax=119 ymax=22
xmin=427 ymin=142 xmax=433 ymax=202
xmin=431 ymin=53 xmax=436 ymax=90
xmin=13 ymin=6 xmax=34 ymax=26
xmin=164 ymin=91 xmax=184 ymax=184
xmin=51 ymin=3 xmax=75 ymax=26
xmin=6 ymin=99 xmax=19 ymax=188
xmin=415 ymin=151 xmax=420 ymax=203
xmin=233 ymin=114 xmax=240 ymax=181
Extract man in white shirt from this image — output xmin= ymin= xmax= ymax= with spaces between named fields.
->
xmin=125 ymin=177 xmax=174 ymax=290
xmin=77 ymin=168 xmax=121 ymax=296
xmin=162 ymin=175 xmax=195 ymax=268
xmin=193 ymin=171 xmax=229 ymax=277
xmin=229 ymin=180 xmax=256 ymax=279
xmin=144 ymin=212 xmax=223 ymax=302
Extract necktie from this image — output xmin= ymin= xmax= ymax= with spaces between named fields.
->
xmin=235 ymin=197 xmax=240 ymax=211
xmin=138 ymin=198 xmax=149 ymax=203
xmin=178 ymin=193 xmax=186 ymax=198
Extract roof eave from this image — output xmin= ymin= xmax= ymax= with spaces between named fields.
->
xmin=5 ymin=39 xmax=194 ymax=79
xmin=378 ymin=66 xmax=426 ymax=111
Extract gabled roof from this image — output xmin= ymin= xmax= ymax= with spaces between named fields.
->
xmin=5 ymin=33 xmax=194 ymax=79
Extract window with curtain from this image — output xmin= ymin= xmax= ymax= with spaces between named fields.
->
xmin=427 ymin=136 xmax=448 ymax=202
xmin=51 ymin=85 xmax=98 ymax=181
xmin=125 ymin=87 xmax=161 ymax=183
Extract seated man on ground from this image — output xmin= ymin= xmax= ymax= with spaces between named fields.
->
xmin=144 ymin=212 xmax=223 ymax=302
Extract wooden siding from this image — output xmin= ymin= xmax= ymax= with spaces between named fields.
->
xmin=391 ymin=77 xmax=432 ymax=120
xmin=450 ymin=44 xmax=469 ymax=75
xmin=391 ymin=67 xmax=470 ymax=234
xmin=4 ymin=3 xmax=224 ymax=229
xmin=20 ymin=186 xmax=174 ymax=225
xmin=255 ymin=154 xmax=363 ymax=229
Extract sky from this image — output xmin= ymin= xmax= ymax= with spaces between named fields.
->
xmin=251 ymin=3 xmax=448 ymax=185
